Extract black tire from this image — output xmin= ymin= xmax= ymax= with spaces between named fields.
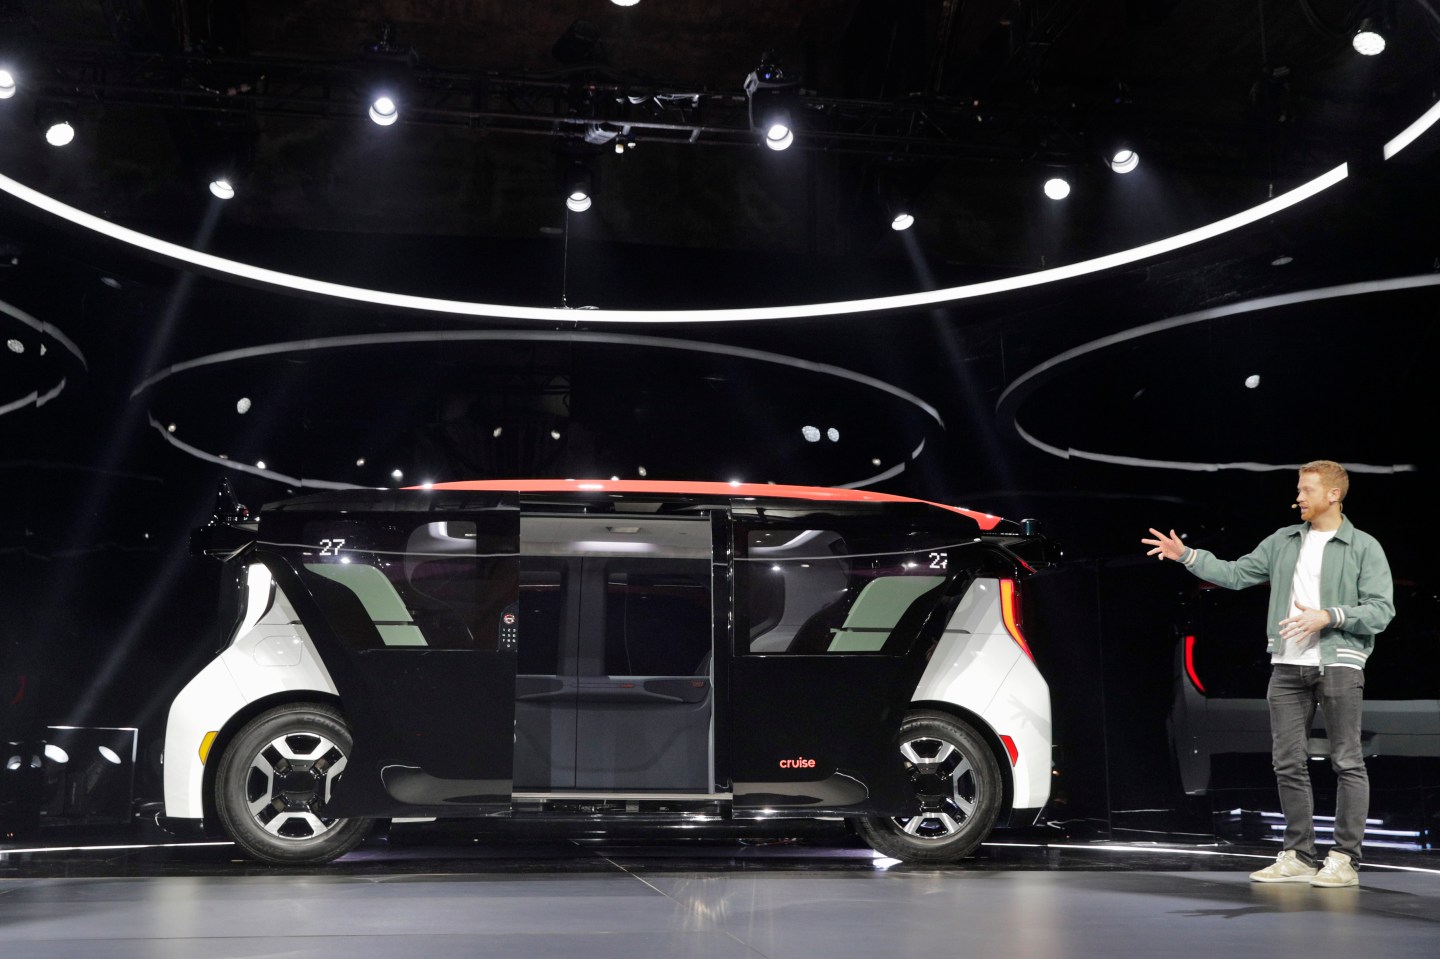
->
xmin=214 ymin=703 xmax=372 ymax=865
xmin=854 ymin=711 xmax=1003 ymax=863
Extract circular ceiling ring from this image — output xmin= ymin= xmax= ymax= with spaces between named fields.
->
xmin=2 ymin=98 xmax=1436 ymax=323
xmin=134 ymin=329 xmax=945 ymax=491
xmin=0 ymin=165 xmax=1346 ymax=322
xmin=994 ymin=273 xmax=1440 ymax=474
xmin=0 ymin=297 xmax=88 ymax=418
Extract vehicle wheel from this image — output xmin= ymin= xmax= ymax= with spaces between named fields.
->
xmin=214 ymin=703 xmax=372 ymax=864
xmin=854 ymin=711 xmax=1002 ymax=863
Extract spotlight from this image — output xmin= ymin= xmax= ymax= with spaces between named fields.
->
xmin=550 ymin=429 xmax=562 ymax=440
xmin=1109 ymin=149 xmax=1139 ymax=174
xmin=826 ymin=427 xmax=840 ymax=442
xmin=209 ymin=178 xmax=236 ymax=200
xmin=611 ymin=0 xmax=640 ymax=6
xmin=561 ymin=162 xmax=594 ymax=212
xmin=0 ymin=69 xmax=15 ymax=99
xmin=369 ymin=95 xmax=399 ymax=125
xmin=236 ymin=397 xmax=252 ymax=414
xmin=391 ymin=469 xmax=404 ymax=480
xmin=1043 ymin=177 xmax=1071 ymax=200
xmin=1244 ymin=374 xmax=1261 ymax=389
xmin=891 ymin=212 xmax=915 ymax=231
xmin=5 ymin=338 xmax=22 ymax=353
xmin=764 ymin=118 xmax=794 ymax=151
xmin=1353 ymin=18 xmax=1385 ymax=56
xmin=801 ymin=425 xmax=821 ymax=443
xmin=46 ymin=121 xmax=75 ymax=147
xmin=745 ymin=53 xmax=799 ymax=153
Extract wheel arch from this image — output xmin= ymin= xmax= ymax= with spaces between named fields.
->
xmin=198 ymin=689 xmax=346 ymax=834
xmin=905 ymin=700 xmax=1015 ymax=824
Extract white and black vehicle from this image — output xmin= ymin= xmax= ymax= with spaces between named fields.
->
xmin=164 ymin=479 xmax=1058 ymax=865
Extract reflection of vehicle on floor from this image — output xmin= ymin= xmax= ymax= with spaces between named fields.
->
xmin=1168 ymin=580 xmax=1440 ymax=796
xmin=164 ymin=480 xmax=1059 ymax=865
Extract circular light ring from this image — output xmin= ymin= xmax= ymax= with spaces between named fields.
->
xmin=1109 ymin=150 xmax=1139 ymax=174
xmin=0 ymin=298 xmax=88 ymax=418
xmin=994 ymin=273 xmax=1440 ymax=474
xmin=891 ymin=213 xmax=915 ymax=231
xmin=134 ymin=331 xmax=945 ymax=491
xmin=0 ymin=164 xmax=1365 ymax=324
xmin=209 ymin=179 xmax=235 ymax=200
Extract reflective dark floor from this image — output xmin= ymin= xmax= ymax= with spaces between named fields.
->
xmin=2 ymin=825 xmax=1437 ymax=959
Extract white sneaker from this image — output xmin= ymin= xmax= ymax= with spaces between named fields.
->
xmin=1310 ymin=851 xmax=1359 ymax=888
xmin=1249 ymin=849 xmax=1318 ymax=882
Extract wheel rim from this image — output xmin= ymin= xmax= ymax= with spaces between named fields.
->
xmin=242 ymin=731 xmax=349 ymax=840
xmin=891 ymin=735 xmax=978 ymax=842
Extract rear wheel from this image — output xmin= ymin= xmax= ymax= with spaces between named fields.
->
xmin=214 ymin=703 xmax=372 ymax=864
xmin=854 ymin=711 xmax=1002 ymax=863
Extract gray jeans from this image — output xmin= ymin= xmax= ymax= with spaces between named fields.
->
xmin=1267 ymin=664 xmax=1368 ymax=865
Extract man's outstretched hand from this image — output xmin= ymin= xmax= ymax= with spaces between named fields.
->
xmin=1142 ymin=528 xmax=1187 ymax=562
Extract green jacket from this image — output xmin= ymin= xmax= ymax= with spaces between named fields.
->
xmin=1180 ymin=515 xmax=1394 ymax=669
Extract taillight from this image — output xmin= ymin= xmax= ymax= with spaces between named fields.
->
xmin=1184 ymin=634 xmax=1206 ymax=694
xmin=999 ymin=578 xmax=1033 ymax=662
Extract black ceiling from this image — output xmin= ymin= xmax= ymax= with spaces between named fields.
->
xmin=0 ymin=0 xmax=1437 ymax=568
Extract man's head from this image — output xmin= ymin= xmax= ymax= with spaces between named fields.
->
xmin=1296 ymin=459 xmax=1348 ymax=527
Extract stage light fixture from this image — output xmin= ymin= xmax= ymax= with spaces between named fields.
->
xmin=802 ymin=425 xmax=821 ymax=442
xmin=826 ymin=427 xmax=840 ymax=442
xmin=0 ymin=69 xmax=15 ymax=99
xmin=746 ymin=53 xmax=799 ymax=153
xmin=368 ymin=95 xmax=399 ymax=125
xmin=209 ymin=178 xmax=235 ymax=200
xmin=562 ymin=162 xmax=594 ymax=212
xmin=1353 ymin=18 xmax=1385 ymax=55
xmin=611 ymin=0 xmax=640 ymax=6
xmin=1044 ymin=177 xmax=1071 ymax=200
xmin=45 ymin=121 xmax=75 ymax=147
xmin=391 ymin=468 xmax=404 ymax=480
xmin=1109 ymin=149 xmax=1139 ymax=174
xmin=891 ymin=212 xmax=915 ymax=231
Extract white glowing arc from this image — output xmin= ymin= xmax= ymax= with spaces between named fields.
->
xmin=0 ymin=165 xmax=1349 ymax=322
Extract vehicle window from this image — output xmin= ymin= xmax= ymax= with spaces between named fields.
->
xmin=295 ymin=517 xmax=517 ymax=650
xmin=736 ymin=525 xmax=951 ymax=655
xmin=518 ymin=563 xmax=565 ymax=675
xmin=603 ymin=560 xmax=711 ymax=676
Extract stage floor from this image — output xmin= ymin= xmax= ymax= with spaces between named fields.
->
xmin=2 ymin=833 xmax=1437 ymax=959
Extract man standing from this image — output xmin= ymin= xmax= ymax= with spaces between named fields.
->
xmin=1142 ymin=460 xmax=1394 ymax=887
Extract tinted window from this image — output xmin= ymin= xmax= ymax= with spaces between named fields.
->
xmin=603 ymin=560 xmax=711 ymax=676
xmin=737 ymin=524 xmax=953 ymax=655
xmin=295 ymin=517 xmax=517 ymax=650
xmin=518 ymin=562 xmax=565 ymax=675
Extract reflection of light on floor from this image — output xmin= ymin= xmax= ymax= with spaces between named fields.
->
xmin=0 ymin=841 xmax=234 ymax=857
xmin=984 ymin=841 xmax=1440 ymax=874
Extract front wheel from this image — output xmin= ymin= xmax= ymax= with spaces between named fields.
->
xmin=854 ymin=711 xmax=1003 ymax=863
xmin=214 ymin=703 xmax=372 ymax=864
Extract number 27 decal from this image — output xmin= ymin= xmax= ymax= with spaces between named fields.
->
xmin=928 ymin=552 xmax=947 ymax=570
xmin=319 ymin=538 xmax=346 ymax=556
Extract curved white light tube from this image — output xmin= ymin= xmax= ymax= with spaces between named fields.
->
xmin=0 ymin=164 xmax=1349 ymax=323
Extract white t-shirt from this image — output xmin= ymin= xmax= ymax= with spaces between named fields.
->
xmin=1272 ymin=528 xmax=1336 ymax=667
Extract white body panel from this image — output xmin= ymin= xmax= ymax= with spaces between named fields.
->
xmin=913 ymin=577 xmax=1053 ymax=812
xmin=163 ymin=565 xmax=338 ymax=819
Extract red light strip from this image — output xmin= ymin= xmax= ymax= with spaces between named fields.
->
xmin=1000 ymin=734 xmax=1019 ymax=767
xmin=999 ymin=579 xmax=1034 ymax=662
xmin=1184 ymin=634 xmax=1206 ymax=694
